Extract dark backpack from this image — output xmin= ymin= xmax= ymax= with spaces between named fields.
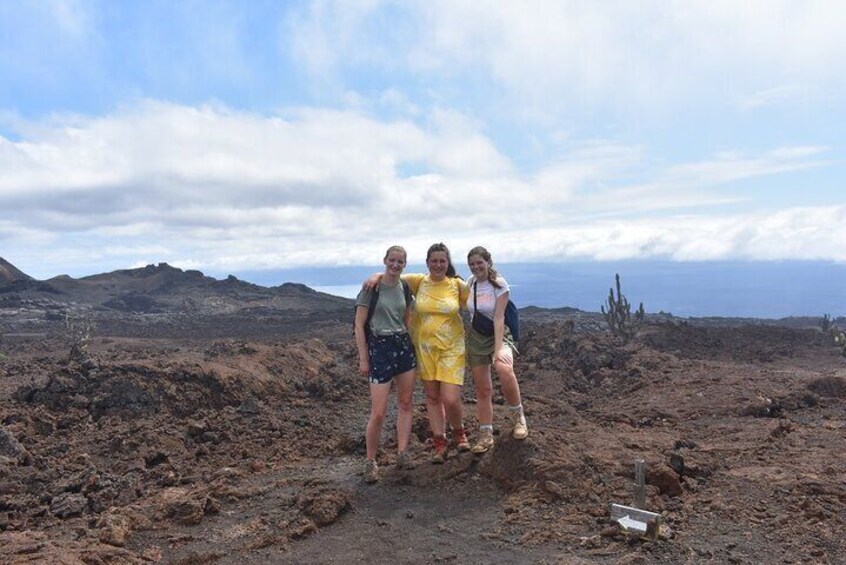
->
xmin=356 ymin=280 xmax=413 ymax=339
xmin=472 ymin=281 xmax=520 ymax=341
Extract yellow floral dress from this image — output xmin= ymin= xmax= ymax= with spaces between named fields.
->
xmin=403 ymin=274 xmax=469 ymax=385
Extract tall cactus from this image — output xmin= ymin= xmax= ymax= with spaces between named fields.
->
xmin=821 ymin=314 xmax=832 ymax=332
xmin=601 ymin=273 xmax=645 ymax=343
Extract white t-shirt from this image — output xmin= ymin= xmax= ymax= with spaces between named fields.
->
xmin=465 ymin=275 xmax=509 ymax=321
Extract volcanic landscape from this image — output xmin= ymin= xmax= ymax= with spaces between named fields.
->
xmin=1 ymin=258 xmax=844 ymax=564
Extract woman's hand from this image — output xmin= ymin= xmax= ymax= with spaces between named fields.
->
xmin=363 ymin=272 xmax=383 ymax=290
xmin=359 ymin=357 xmax=370 ymax=376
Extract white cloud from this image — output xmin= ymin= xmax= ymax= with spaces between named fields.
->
xmin=0 ymin=100 xmax=839 ymax=278
xmin=452 ymin=205 xmax=846 ymax=264
xmin=285 ymin=1 xmax=846 ymax=117
xmin=737 ymin=85 xmax=830 ymax=109
xmin=46 ymin=0 xmax=92 ymax=37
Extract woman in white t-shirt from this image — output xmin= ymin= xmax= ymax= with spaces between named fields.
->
xmin=464 ymin=246 xmax=528 ymax=453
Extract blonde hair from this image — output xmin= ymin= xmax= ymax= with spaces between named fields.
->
xmin=384 ymin=245 xmax=407 ymax=261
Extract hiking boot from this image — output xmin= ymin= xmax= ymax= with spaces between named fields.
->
xmin=511 ymin=411 xmax=529 ymax=440
xmin=363 ymin=459 xmax=379 ymax=483
xmin=431 ymin=435 xmax=448 ymax=464
xmin=453 ymin=427 xmax=471 ymax=452
xmin=471 ymin=428 xmax=495 ymax=454
xmin=396 ymin=450 xmax=414 ymax=470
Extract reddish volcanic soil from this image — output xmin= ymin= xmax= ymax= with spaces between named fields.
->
xmin=1 ymin=314 xmax=845 ymax=564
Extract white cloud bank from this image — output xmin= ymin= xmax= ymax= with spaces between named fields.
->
xmin=287 ymin=1 xmax=846 ymax=117
xmin=0 ymin=100 xmax=842 ymax=278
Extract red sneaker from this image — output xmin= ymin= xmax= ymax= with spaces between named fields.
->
xmin=453 ymin=427 xmax=471 ymax=452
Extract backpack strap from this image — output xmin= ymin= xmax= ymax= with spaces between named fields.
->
xmin=401 ymin=279 xmax=412 ymax=307
xmin=473 ymin=280 xmax=479 ymax=313
xmin=363 ymin=286 xmax=380 ymax=336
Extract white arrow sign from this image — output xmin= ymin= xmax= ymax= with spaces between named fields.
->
xmin=617 ymin=515 xmax=647 ymax=533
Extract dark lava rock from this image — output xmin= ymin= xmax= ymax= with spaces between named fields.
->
xmin=49 ymin=492 xmax=87 ymax=518
xmin=0 ymin=428 xmax=31 ymax=465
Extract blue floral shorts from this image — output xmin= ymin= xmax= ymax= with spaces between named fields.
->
xmin=367 ymin=332 xmax=417 ymax=384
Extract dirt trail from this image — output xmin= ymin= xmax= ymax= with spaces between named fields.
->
xmin=242 ymin=460 xmax=558 ymax=565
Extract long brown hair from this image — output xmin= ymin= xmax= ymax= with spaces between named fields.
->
xmin=467 ymin=246 xmax=501 ymax=288
xmin=427 ymin=242 xmax=459 ymax=278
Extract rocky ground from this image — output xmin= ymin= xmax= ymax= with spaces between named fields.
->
xmin=0 ymin=263 xmax=844 ymax=564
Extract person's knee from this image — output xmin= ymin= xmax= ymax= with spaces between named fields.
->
xmin=441 ymin=393 xmax=461 ymax=412
xmin=397 ymin=394 xmax=414 ymax=413
xmin=475 ymin=377 xmax=493 ymax=399
xmin=494 ymin=360 xmax=515 ymax=379
xmin=370 ymin=406 xmax=387 ymax=425
xmin=371 ymin=410 xmax=387 ymax=423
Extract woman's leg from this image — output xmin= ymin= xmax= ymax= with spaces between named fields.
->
xmin=494 ymin=347 xmax=528 ymax=439
xmin=494 ymin=349 xmax=522 ymax=407
xmin=366 ymin=382 xmax=392 ymax=460
xmin=440 ymin=382 xmax=465 ymax=430
xmin=394 ymin=369 xmax=415 ymax=453
xmin=470 ymin=364 xmax=494 ymax=425
xmin=423 ymin=380 xmax=445 ymax=437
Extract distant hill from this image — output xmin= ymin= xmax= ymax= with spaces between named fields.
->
xmin=1 ymin=262 xmax=351 ymax=314
xmin=0 ymin=258 xmax=34 ymax=284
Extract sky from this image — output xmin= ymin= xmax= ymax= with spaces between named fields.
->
xmin=1 ymin=0 xmax=844 ymax=280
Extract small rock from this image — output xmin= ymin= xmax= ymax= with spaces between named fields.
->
xmin=0 ymin=428 xmax=31 ymax=465
xmin=600 ymin=525 xmax=619 ymax=537
xmin=97 ymin=512 xmax=132 ymax=547
xmin=204 ymin=496 xmax=222 ymax=515
xmin=50 ymin=492 xmax=87 ymax=518
xmin=238 ymin=396 xmax=261 ymax=415
xmin=770 ymin=418 xmax=794 ymax=438
xmin=646 ymin=465 xmax=683 ymax=497
xmin=186 ymin=420 xmax=207 ymax=438
xmin=299 ymin=488 xmax=351 ymax=527
xmin=166 ymin=496 xmax=205 ymax=525
xmin=669 ymin=453 xmax=685 ymax=475
xmin=159 ymin=471 xmax=179 ymax=487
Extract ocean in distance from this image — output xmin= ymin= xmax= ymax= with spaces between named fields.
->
xmin=224 ymin=260 xmax=845 ymax=319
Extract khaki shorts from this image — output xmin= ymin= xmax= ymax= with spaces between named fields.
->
xmin=466 ymin=326 xmax=517 ymax=368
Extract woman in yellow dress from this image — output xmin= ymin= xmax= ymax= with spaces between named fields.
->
xmin=404 ymin=243 xmax=471 ymax=463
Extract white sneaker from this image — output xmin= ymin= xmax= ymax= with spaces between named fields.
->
xmin=363 ymin=459 xmax=379 ymax=483
xmin=471 ymin=429 xmax=495 ymax=454
xmin=511 ymin=412 xmax=528 ymax=440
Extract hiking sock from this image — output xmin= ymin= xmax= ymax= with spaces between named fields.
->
xmin=508 ymin=404 xmax=525 ymax=418
xmin=479 ymin=424 xmax=494 ymax=433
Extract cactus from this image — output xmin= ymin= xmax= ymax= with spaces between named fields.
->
xmin=821 ymin=314 xmax=832 ymax=332
xmin=64 ymin=313 xmax=96 ymax=363
xmin=600 ymin=273 xmax=645 ymax=343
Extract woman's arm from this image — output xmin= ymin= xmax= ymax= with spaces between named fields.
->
xmin=493 ymin=292 xmax=509 ymax=359
xmin=458 ymin=278 xmax=470 ymax=310
xmin=404 ymin=304 xmax=413 ymax=331
xmin=354 ymin=305 xmax=370 ymax=375
xmin=362 ymin=272 xmax=383 ymax=291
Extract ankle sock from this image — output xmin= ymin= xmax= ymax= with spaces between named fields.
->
xmin=479 ymin=424 xmax=493 ymax=433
